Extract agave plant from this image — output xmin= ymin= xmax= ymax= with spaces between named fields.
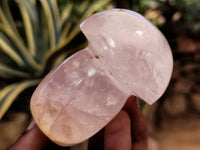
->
xmin=0 ymin=0 xmax=111 ymax=119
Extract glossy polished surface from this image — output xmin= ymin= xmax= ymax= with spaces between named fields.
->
xmin=31 ymin=9 xmax=173 ymax=146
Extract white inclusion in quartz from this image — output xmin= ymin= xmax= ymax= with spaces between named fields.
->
xmin=73 ymin=61 xmax=80 ymax=68
xmin=73 ymin=79 xmax=83 ymax=86
xmin=87 ymin=68 xmax=96 ymax=77
xmin=106 ymin=95 xmax=117 ymax=106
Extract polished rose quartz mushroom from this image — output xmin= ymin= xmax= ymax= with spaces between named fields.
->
xmin=30 ymin=9 xmax=173 ymax=146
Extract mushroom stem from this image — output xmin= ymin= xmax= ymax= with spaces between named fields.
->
xmin=31 ymin=48 xmax=129 ymax=145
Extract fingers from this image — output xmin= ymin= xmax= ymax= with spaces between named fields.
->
xmin=7 ymin=123 xmax=50 ymax=150
xmin=123 ymin=96 xmax=148 ymax=150
xmin=104 ymin=96 xmax=148 ymax=150
xmin=8 ymin=96 xmax=148 ymax=150
xmin=104 ymin=110 xmax=132 ymax=150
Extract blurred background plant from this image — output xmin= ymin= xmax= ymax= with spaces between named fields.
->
xmin=1 ymin=0 xmax=200 ymax=149
xmin=116 ymin=0 xmax=200 ymax=43
xmin=0 ymin=0 xmax=110 ymax=119
xmin=0 ymin=0 xmax=110 ymax=149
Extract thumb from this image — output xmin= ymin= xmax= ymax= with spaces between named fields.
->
xmin=104 ymin=110 xmax=132 ymax=150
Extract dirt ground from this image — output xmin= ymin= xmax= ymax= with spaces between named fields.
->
xmin=1 ymin=106 xmax=200 ymax=150
xmin=148 ymin=114 xmax=200 ymax=150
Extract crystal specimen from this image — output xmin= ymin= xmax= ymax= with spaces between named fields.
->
xmin=30 ymin=9 xmax=173 ymax=146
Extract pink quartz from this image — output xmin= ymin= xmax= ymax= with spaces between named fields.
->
xmin=31 ymin=9 xmax=173 ymax=146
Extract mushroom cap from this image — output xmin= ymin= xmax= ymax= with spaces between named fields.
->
xmin=80 ymin=9 xmax=173 ymax=104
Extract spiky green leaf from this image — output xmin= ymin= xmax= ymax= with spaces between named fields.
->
xmin=0 ymin=0 xmax=111 ymax=120
xmin=0 ymin=79 xmax=41 ymax=119
xmin=15 ymin=0 xmax=38 ymax=56
xmin=0 ymin=63 xmax=30 ymax=79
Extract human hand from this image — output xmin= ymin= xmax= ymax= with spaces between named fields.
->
xmin=89 ymin=96 xmax=148 ymax=150
xmin=8 ymin=96 xmax=148 ymax=150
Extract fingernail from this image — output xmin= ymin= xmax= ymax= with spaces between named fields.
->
xmin=26 ymin=120 xmax=35 ymax=131
xmin=136 ymin=98 xmax=141 ymax=108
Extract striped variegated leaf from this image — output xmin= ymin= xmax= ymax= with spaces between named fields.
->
xmin=41 ymin=0 xmax=111 ymax=69
xmin=0 ymin=0 xmax=111 ymax=120
xmin=0 ymin=63 xmax=30 ymax=79
xmin=0 ymin=79 xmax=41 ymax=119
xmin=15 ymin=0 xmax=38 ymax=56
